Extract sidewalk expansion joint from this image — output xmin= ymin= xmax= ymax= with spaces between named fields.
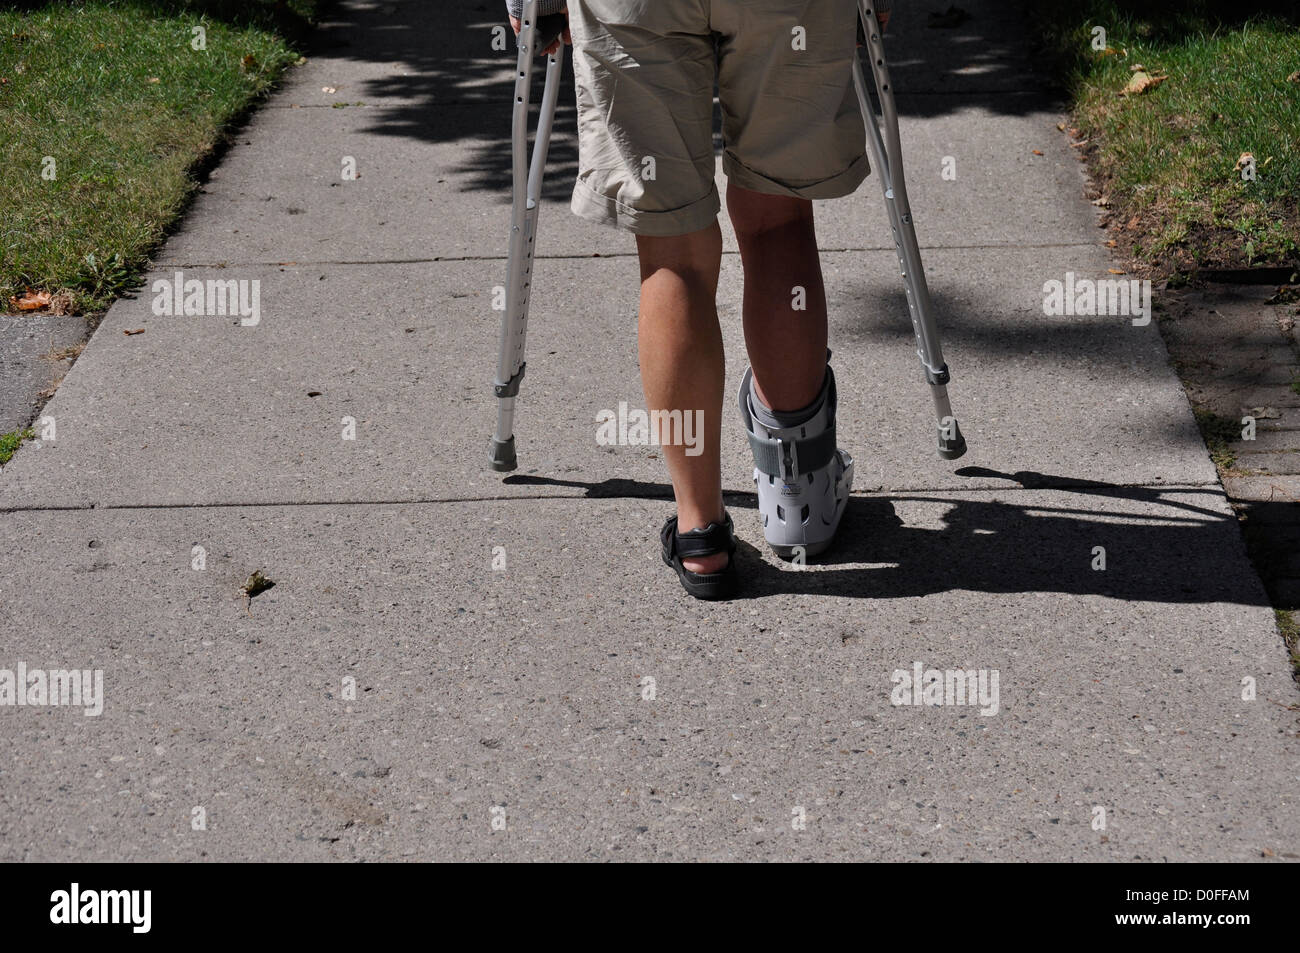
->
xmin=305 ymin=88 xmax=1058 ymax=111
xmin=153 ymin=242 xmax=1103 ymax=270
xmin=0 ymin=481 xmax=1226 ymax=516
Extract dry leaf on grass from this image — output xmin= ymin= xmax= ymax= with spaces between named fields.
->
xmin=1121 ymin=70 xmax=1168 ymax=96
xmin=9 ymin=289 xmax=50 ymax=312
xmin=48 ymin=290 xmax=75 ymax=316
xmin=1235 ymin=152 xmax=1255 ymax=172
xmin=1287 ymin=70 xmax=1300 ymax=83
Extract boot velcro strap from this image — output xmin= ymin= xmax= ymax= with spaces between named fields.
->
xmin=747 ymin=426 xmax=837 ymax=481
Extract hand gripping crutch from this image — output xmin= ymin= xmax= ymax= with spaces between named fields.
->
xmin=853 ymin=1 xmax=968 ymax=459
xmin=490 ymin=2 xmax=568 ymax=471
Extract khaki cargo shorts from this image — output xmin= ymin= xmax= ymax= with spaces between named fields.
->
xmin=567 ymin=0 xmax=869 ymax=236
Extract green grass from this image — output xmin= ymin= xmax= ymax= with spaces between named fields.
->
xmin=0 ymin=0 xmax=317 ymax=313
xmin=1277 ymin=610 xmax=1300 ymax=682
xmin=1193 ymin=407 xmax=1241 ymax=470
xmin=0 ymin=428 xmax=35 ymax=466
xmin=1034 ymin=0 xmax=1300 ymax=271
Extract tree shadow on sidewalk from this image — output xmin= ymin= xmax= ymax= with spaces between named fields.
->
xmin=308 ymin=0 xmax=1061 ymax=201
xmin=504 ymin=467 xmax=1266 ymax=606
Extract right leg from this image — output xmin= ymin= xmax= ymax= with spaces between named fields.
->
xmin=726 ymin=182 xmax=854 ymax=559
xmin=726 ymin=182 xmax=827 ymax=412
xmin=712 ymin=0 xmax=866 ymax=558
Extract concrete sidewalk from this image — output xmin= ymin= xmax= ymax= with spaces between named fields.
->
xmin=0 ymin=0 xmax=1295 ymax=861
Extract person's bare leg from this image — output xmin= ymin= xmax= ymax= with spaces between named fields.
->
xmin=635 ymin=221 xmax=727 ymax=574
xmin=726 ymin=182 xmax=826 ymax=411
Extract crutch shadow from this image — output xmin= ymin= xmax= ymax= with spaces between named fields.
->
xmin=504 ymin=468 xmax=1265 ymax=606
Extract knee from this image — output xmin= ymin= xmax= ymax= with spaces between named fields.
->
xmin=636 ymin=223 xmax=722 ymax=290
xmin=726 ymin=184 xmax=813 ymax=244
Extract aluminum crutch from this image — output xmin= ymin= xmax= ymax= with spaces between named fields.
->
xmin=490 ymin=2 xmax=568 ymax=471
xmin=853 ymin=0 xmax=968 ymax=459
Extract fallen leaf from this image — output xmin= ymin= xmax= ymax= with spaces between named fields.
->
xmin=48 ymin=290 xmax=75 ymax=315
xmin=321 ymin=85 xmax=337 ymax=93
xmin=241 ymin=54 xmax=257 ymax=71
xmin=1108 ymin=268 xmax=1126 ymax=275
xmin=146 ymin=76 xmax=160 ymax=84
xmin=123 ymin=328 xmax=145 ymax=335
xmin=1056 ymin=122 xmax=1066 ymax=132
xmin=1129 ymin=63 xmax=1146 ymax=72
xmin=1070 ymin=138 xmax=1089 ymax=148
xmin=1287 ymin=70 xmax=1300 ymax=83
xmin=1104 ymin=240 xmax=1118 ymax=247
xmin=1032 ymin=149 xmax=1044 ymax=156
xmin=1235 ymin=152 xmax=1255 ymax=172
xmin=1121 ymin=70 xmax=1168 ymax=96
xmin=243 ymin=569 xmax=275 ymax=598
xmin=1091 ymin=196 xmax=1111 ymax=207
xmin=9 ymin=289 xmax=51 ymax=311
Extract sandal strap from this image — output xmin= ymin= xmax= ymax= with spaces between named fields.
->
xmin=673 ymin=514 xmax=735 ymax=560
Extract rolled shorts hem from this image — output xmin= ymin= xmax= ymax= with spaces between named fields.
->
xmin=570 ymin=178 xmax=722 ymax=236
xmin=722 ymin=151 xmax=871 ymax=201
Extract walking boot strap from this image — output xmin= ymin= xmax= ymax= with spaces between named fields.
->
xmin=743 ymin=365 xmax=839 ymax=482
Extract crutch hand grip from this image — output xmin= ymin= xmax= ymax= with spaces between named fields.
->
xmin=523 ymin=12 xmax=568 ymax=54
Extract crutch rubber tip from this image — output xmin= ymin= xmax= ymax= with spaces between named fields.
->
xmin=490 ymin=436 xmax=518 ymax=472
xmin=937 ymin=430 xmax=968 ymax=460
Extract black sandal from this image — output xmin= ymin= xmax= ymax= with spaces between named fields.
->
xmin=660 ymin=512 xmax=738 ymax=600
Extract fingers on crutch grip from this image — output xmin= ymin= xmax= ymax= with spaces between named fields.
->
xmin=533 ymin=13 xmax=568 ymax=52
